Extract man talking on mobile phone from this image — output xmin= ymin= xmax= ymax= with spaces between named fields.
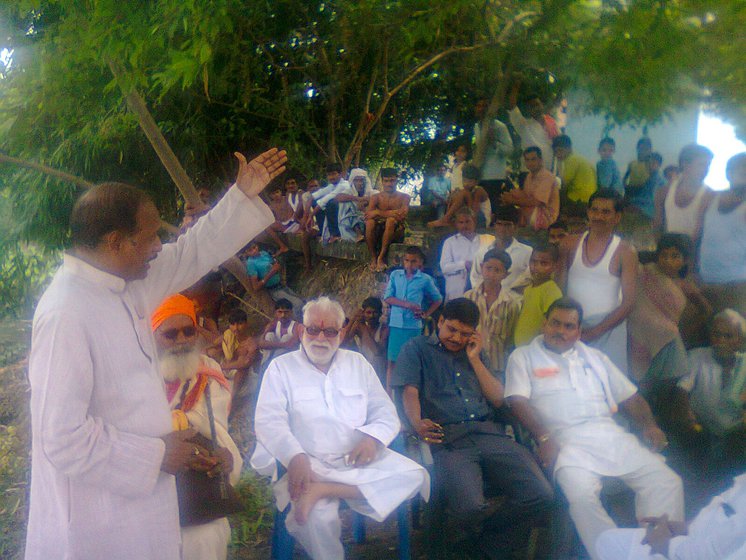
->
xmin=391 ymin=298 xmax=553 ymax=560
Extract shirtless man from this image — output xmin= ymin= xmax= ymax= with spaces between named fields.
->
xmin=365 ymin=167 xmax=410 ymax=271
xmin=221 ymin=308 xmax=259 ymax=416
xmin=428 ymin=163 xmax=491 ymax=229
xmin=558 ymin=188 xmax=638 ymax=371
xmin=267 ymin=184 xmax=300 ymax=234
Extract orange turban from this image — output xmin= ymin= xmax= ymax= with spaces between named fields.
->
xmin=151 ymin=294 xmax=197 ymax=332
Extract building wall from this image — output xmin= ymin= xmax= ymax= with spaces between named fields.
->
xmin=562 ymin=92 xmax=700 ymax=177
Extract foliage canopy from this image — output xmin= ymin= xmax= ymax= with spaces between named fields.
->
xmin=0 ymin=0 xmax=742 ymax=252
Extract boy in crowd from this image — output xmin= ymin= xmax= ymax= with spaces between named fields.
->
xmin=624 ymin=137 xmax=653 ymax=192
xmin=383 ymin=246 xmax=442 ymax=387
xmin=547 ymin=219 xmax=569 ymax=245
xmin=596 ymin=137 xmax=623 ymax=195
xmin=221 ymin=308 xmax=259 ymax=416
xmin=449 ymin=143 xmax=469 ymax=192
xmin=552 ymin=134 xmax=597 ymax=206
xmin=470 ymin=204 xmax=533 ymax=293
xmin=244 ymin=241 xmax=304 ymax=317
xmin=365 ymin=167 xmax=410 ymax=272
xmin=440 ymin=208 xmax=494 ymax=301
xmin=627 ymin=152 xmax=665 ymax=218
xmin=257 ymin=298 xmax=302 ymax=371
xmin=421 ymin=163 xmax=451 ymax=219
xmin=343 ymin=296 xmax=390 ymax=384
xmin=514 ymin=242 xmax=563 ymax=346
xmin=428 ymin=164 xmax=491 ymax=229
xmin=267 ymin=184 xmax=301 ymax=234
xmin=464 ymin=249 xmax=521 ymax=373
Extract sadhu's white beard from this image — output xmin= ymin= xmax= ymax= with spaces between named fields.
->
xmin=158 ymin=347 xmax=202 ymax=383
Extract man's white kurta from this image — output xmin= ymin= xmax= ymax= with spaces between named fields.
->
xmin=251 ymin=348 xmax=429 ymax=520
xmin=25 ymin=186 xmax=273 ymax=560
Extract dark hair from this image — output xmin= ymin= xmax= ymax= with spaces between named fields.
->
xmin=545 ymin=297 xmax=584 ymax=325
xmin=656 ymin=233 xmax=692 ymax=277
xmin=523 ymin=91 xmax=542 ymax=103
xmin=228 ymin=309 xmax=248 ymax=324
xmin=404 ymin=245 xmax=426 ymax=262
xmin=482 ymin=249 xmax=512 ymax=270
xmin=598 ymin=137 xmax=615 ymax=149
xmin=523 ymin=146 xmax=543 ymax=159
xmin=637 ymin=137 xmax=652 ymax=148
xmin=455 ymin=207 xmax=476 ymax=220
xmin=589 ymin=188 xmax=624 ymax=212
xmin=726 ymin=152 xmax=746 ymax=180
xmin=275 ymin=298 xmax=293 ymax=310
xmin=552 ymin=135 xmax=572 ymax=150
xmin=678 ymin=144 xmax=713 ymax=169
xmin=380 ymin=167 xmax=398 ymax=178
xmin=461 ymin=163 xmax=481 ymax=180
xmin=494 ymin=204 xmax=520 ymax=223
xmin=548 ymin=219 xmax=567 ymax=231
xmin=70 ymin=182 xmax=153 ymax=249
xmin=361 ymin=297 xmax=383 ymax=314
xmin=325 ymin=162 xmax=343 ymax=173
xmin=649 ymin=152 xmax=663 ymax=165
xmin=532 ymin=241 xmax=559 ymax=262
xmin=441 ymin=298 xmax=480 ymax=329
xmin=268 ymin=183 xmax=283 ymax=193
xmin=283 ymin=175 xmax=299 ymax=186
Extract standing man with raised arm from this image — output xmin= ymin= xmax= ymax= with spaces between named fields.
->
xmin=25 ymin=149 xmax=286 ymax=560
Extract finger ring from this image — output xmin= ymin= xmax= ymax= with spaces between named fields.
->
xmin=193 ymin=448 xmax=200 ymax=456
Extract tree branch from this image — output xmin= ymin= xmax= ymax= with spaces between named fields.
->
xmin=108 ymin=59 xmax=202 ymax=208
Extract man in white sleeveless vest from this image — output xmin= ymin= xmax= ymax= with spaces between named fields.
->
xmin=258 ymin=298 xmax=302 ymax=371
xmin=559 ymin=188 xmax=638 ymax=372
xmin=653 ymin=143 xmax=715 ymax=245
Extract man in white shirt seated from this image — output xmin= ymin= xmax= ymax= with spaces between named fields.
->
xmin=251 ymin=296 xmax=429 ymax=560
xmin=505 ymin=297 xmax=684 ymax=560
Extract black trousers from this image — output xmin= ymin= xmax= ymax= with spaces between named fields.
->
xmin=428 ymin=422 xmax=553 ymax=556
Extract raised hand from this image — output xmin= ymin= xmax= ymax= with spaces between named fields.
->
xmin=234 ymin=148 xmax=288 ymax=198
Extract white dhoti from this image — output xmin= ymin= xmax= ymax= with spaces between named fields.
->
xmin=252 ymin=348 xmax=430 ymax=560
xmin=181 ymin=517 xmax=231 ymax=560
xmin=275 ymin=451 xmax=427 ymax=560
xmin=554 ymin=424 xmax=683 ymax=560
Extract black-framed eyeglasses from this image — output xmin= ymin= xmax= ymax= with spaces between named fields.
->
xmin=304 ymin=325 xmax=340 ymax=337
xmin=160 ymin=326 xmax=197 ymax=341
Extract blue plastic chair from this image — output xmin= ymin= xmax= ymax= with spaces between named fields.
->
xmin=271 ymin=434 xmax=412 ymax=559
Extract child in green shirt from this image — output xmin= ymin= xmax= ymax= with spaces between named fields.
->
xmin=514 ymin=242 xmax=563 ymax=346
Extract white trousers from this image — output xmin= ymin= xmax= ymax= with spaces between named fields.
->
xmin=285 ymin=498 xmax=344 ymax=560
xmin=180 ymin=517 xmax=230 ymax=560
xmin=556 ymin=459 xmax=683 ymax=560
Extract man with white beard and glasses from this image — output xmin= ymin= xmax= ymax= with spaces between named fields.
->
xmin=152 ymin=293 xmax=241 ymax=560
xmin=251 ymin=296 xmax=429 ymax=560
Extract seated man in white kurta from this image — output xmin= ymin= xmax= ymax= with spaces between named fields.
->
xmin=505 ymin=297 xmax=684 ymax=560
xmin=251 ymin=296 xmax=429 ymax=560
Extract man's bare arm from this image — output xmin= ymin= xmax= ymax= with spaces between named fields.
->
xmin=507 ymin=395 xmax=559 ymax=470
xmin=619 ymin=393 xmax=668 ymax=452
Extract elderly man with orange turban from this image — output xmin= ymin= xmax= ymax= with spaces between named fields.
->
xmin=152 ymin=294 xmax=242 ymax=560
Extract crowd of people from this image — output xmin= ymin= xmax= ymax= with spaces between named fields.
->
xmin=22 ymin=91 xmax=746 ymax=560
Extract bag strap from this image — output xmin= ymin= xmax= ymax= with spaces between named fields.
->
xmin=204 ymin=383 xmax=229 ymax=499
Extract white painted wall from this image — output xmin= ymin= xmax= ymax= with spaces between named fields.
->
xmin=562 ymin=91 xmax=700 ymax=180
